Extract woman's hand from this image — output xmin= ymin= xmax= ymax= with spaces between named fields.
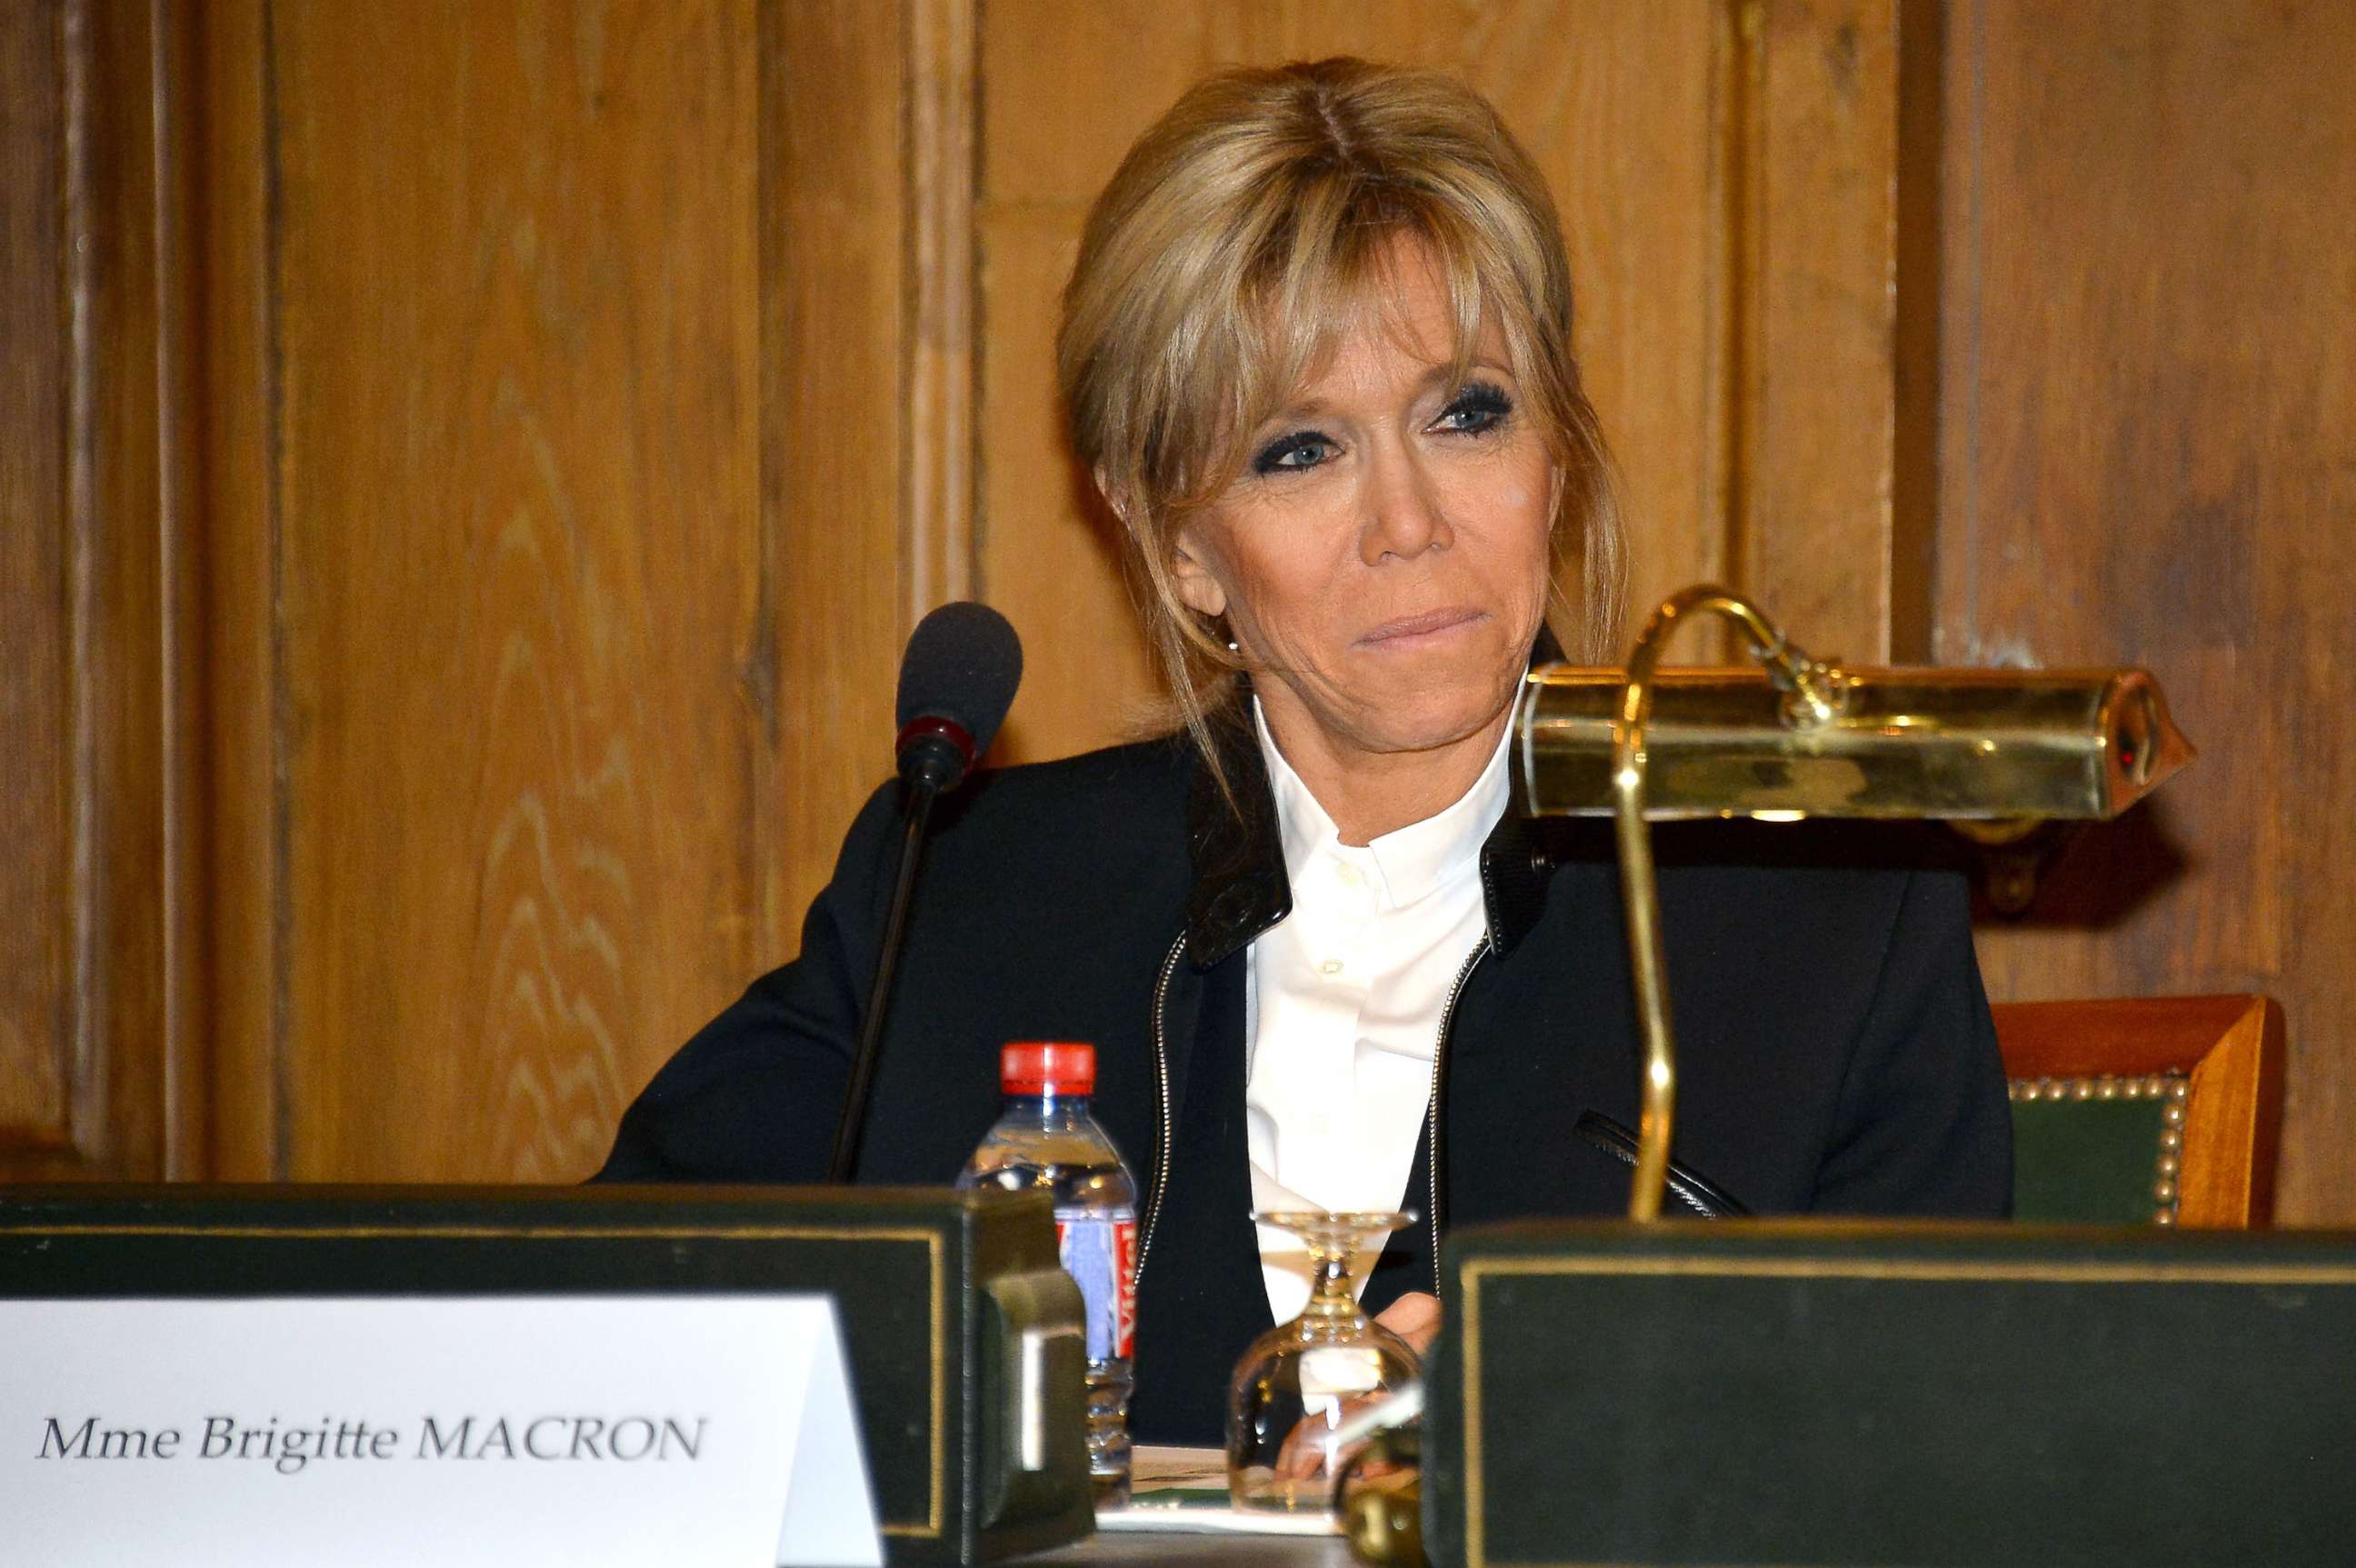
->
xmin=1374 ymin=1291 xmax=1442 ymax=1357
xmin=1263 ymin=1296 xmax=1442 ymax=1491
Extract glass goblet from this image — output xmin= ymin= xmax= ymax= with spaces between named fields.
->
xmin=1226 ymin=1210 xmax=1423 ymax=1513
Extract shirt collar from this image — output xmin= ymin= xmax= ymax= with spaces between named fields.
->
xmin=1252 ymin=700 xmax=1513 ymax=911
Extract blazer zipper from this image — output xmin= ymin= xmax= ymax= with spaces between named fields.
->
xmin=1426 ymin=943 xmax=1490 ymax=1303
xmin=1133 ymin=930 xmax=1186 ymax=1292
xmin=1135 ymin=930 xmax=1486 ymax=1303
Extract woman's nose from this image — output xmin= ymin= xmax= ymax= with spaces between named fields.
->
xmin=1358 ymin=444 xmax=1453 ymax=564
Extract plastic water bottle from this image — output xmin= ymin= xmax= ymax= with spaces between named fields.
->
xmin=955 ymin=1041 xmax=1138 ymax=1505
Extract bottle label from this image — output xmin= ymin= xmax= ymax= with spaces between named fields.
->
xmin=1053 ymin=1209 xmax=1137 ymax=1363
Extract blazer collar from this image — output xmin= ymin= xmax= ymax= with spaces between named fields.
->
xmin=1183 ymin=629 xmax=1565 ymax=969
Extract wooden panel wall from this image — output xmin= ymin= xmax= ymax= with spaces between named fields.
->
xmin=185 ymin=0 xmax=954 ymax=1182
xmin=5 ymin=1 xmax=2349 ymax=1209
xmin=175 ymin=0 xmax=947 ymax=1183
xmin=1934 ymin=0 xmax=2356 ymax=1223
xmin=165 ymin=0 xmax=1910 ymax=1182
xmin=195 ymin=0 xmax=773 ymax=1181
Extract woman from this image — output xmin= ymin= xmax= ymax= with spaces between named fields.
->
xmin=601 ymin=58 xmax=2010 ymax=1445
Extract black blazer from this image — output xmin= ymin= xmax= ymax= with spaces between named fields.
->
xmin=600 ymin=726 xmax=2012 ymax=1444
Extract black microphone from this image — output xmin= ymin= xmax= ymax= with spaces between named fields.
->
xmin=828 ymin=602 xmax=1023 ymax=1183
xmin=893 ymin=601 xmax=1023 ymax=794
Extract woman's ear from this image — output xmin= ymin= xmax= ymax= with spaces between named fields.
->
xmin=1168 ymin=528 xmax=1229 ymax=620
xmin=1092 ymin=464 xmax=1129 ymax=525
xmin=1098 ymin=464 xmax=1227 ymax=619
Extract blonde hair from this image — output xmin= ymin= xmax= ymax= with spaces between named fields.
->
xmin=1057 ymin=56 xmax=1627 ymax=766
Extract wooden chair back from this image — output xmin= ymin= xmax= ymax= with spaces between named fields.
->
xmin=1992 ymin=994 xmax=2283 ymax=1228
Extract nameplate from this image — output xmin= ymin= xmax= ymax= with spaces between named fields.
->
xmin=4 ymin=1295 xmax=882 ymax=1568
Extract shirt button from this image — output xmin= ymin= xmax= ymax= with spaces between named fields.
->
xmin=1336 ymin=864 xmax=1363 ymax=888
xmin=1317 ymin=959 xmax=1343 ymax=977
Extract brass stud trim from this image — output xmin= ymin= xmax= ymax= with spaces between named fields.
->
xmin=2006 ymin=1069 xmax=2190 ymax=1225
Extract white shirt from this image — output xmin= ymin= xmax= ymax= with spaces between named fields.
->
xmin=1244 ymin=702 xmax=1512 ymax=1323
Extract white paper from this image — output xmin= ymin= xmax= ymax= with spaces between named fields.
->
xmin=775 ymin=1314 xmax=884 ymax=1566
xmin=0 ymin=1295 xmax=881 ymax=1568
xmin=1101 ymin=1443 xmax=1343 ymax=1537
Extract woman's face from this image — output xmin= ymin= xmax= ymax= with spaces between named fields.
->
xmin=1171 ymin=244 xmax=1556 ymax=771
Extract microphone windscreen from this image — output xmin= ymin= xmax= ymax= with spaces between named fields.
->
xmin=895 ymin=601 xmax=1024 ymax=762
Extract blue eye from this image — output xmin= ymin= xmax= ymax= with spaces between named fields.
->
xmin=1434 ymin=382 xmax=1513 ymax=434
xmin=1251 ymin=430 xmax=1337 ymax=475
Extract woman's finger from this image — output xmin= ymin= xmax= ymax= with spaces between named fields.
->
xmin=1374 ymin=1291 xmax=1443 ymax=1356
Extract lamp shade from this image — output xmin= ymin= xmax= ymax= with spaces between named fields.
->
xmin=1514 ymin=664 xmax=2192 ymax=823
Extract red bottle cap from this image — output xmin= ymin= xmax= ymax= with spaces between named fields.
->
xmin=1000 ymin=1041 xmax=1094 ymax=1096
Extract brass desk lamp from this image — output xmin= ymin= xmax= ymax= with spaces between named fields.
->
xmin=1512 ymin=584 xmax=2193 ymax=1222
xmin=1342 ymin=586 xmax=2194 ymax=1566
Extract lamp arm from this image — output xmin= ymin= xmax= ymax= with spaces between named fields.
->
xmin=1611 ymin=585 xmax=1832 ymax=1221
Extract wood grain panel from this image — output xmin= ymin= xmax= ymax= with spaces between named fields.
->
xmin=764 ymin=0 xmax=915 ymax=946
xmin=190 ymin=0 xmax=282 ymax=1180
xmin=1482 ymin=0 xmax=1727 ymax=640
xmin=903 ymin=0 xmax=977 ymax=619
xmin=979 ymin=208 xmax=1163 ymax=759
xmin=1936 ymin=0 xmax=2356 ymax=1222
xmin=190 ymin=0 xmax=923 ymax=1182
xmin=1737 ymin=0 xmax=1903 ymax=664
xmin=75 ymin=0 xmax=172 ymax=1180
xmin=976 ymin=0 xmax=1736 ymax=762
xmin=265 ymin=0 xmax=764 ymax=1180
xmin=976 ymin=0 xmax=1213 ymax=764
xmin=0 ymin=0 xmax=175 ymax=1180
xmin=155 ymin=0 xmax=205 ymax=1179
xmin=0 ymin=0 xmax=74 ymax=1147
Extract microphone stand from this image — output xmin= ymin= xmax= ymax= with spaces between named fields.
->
xmin=827 ymin=728 xmax=962 ymax=1183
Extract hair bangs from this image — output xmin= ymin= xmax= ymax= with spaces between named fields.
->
xmin=1177 ymin=185 xmax=1548 ymax=511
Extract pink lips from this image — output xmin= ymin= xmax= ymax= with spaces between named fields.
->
xmin=1356 ymin=606 xmax=1488 ymax=648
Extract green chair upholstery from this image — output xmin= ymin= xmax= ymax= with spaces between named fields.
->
xmin=2008 ymin=1072 xmax=2187 ymax=1223
xmin=1993 ymin=994 xmax=2284 ymax=1228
